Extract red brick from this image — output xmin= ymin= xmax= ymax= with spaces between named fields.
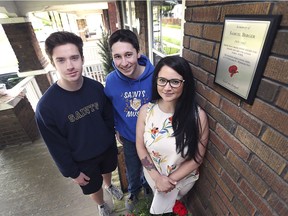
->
xmin=239 ymin=179 xmax=274 ymax=216
xmin=213 ymin=42 xmax=220 ymax=59
xmin=182 ymin=49 xmax=199 ymax=65
xmin=196 ymin=82 xmax=221 ymax=107
xmin=256 ymin=79 xmax=279 ymax=103
xmin=206 ymin=149 xmax=222 ymax=174
xmin=182 ymin=36 xmax=190 ymax=48
xmin=233 ymin=197 xmax=255 ymax=216
xmin=208 ymin=76 xmax=241 ymax=105
xmin=271 ymin=30 xmax=288 ymax=56
xmin=192 ymin=6 xmax=221 ymax=22
xmin=201 ymin=162 xmax=217 ymax=189
xmin=249 ymin=155 xmax=288 ymax=203
xmin=184 ymin=8 xmax=193 ymax=21
xmin=35 ymin=74 xmax=51 ymax=94
xmin=216 ymin=124 xmax=250 ymax=161
xmin=267 ymin=192 xmax=288 ymax=216
xmin=203 ymin=24 xmax=223 ymax=42
xmin=272 ymin=1 xmax=288 ymax=26
xmin=199 ymin=55 xmax=217 ymax=74
xmin=284 ymin=169 xmax=288 ymax=182
xmin=261 ymin=127 xmax=288 ymax=159
xmin=209 ymin=144 xmax=240 ymax=182
xmin=227 ymin=150 xmax=268 ymax=197
xmin=108 ymin=2 xmax=118 ymax=33
xmin=208 ymin=164 xmax=234 ymax=201
xmin=196 ymin=93 xmax=208 ymax=113
xmin=210 ymin=130 xmax=228 ymax=155
xmin=221 ymin=2 xmax=271 ymax=21
xmin=195 ymin=172 xmax=213 ymax=205
xmin=190 ymin=38 xmax=215 ymax=57
xmin=221 ymin=98 xmax=263 ymax=136
xmin=210 ymin=190 xmax=227 ymax=215
xmin=186 ymin=1 xmax=206 ymax=7
xmin=186 ymin=188 xmax=210 ymax=216
xmin=221 ymin=171 xmax=256 ymax=215
xmin=206 ymin=112 xmax=216 ymax=130
xmin=3 ymin=22 xmax=44 ymax=72
xmin=243 ymin=99 xmax=288 ymax=136
xmin=215 ymin=185 xmax=238 ymax=215
xmin=264 ymin=56 xmax=288 ymax=84
xmin=276 ymin=86 xmax=288 ymax=111
xmin=205 ymin=102 xmax=237 ymax=134
xmin=191 ymin=65 xmax=209 ymax=84
xmin=182 ymin=1 xmax=288 ymax=215
xmin=208 ymin=0 xmax=235 ymax=4
xmin=235 ymin=126 xmax=286 ymax=174
xmin=184 ymin=22 xmax=203 ymax=37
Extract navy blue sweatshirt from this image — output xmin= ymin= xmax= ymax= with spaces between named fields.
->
xmin=35 ymin=77 xmax=116 ymax=178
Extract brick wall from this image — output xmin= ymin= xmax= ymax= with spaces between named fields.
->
xmin=2 ymin=22 xmax=47 ymax=72
xmin=183 ymin=1 xmax=288 ymax=215
xmin=135 ymin=1 xmax=149 ymax=56
xmin=2 ymin=21 xmax=50 ymax=95
xmin=1 ymin=22 xmax=49 ymax=147
xmin=108 ymin=2 xmax=119 ymax=33
xmin=0 ymin=96 xmax=39 ymax=148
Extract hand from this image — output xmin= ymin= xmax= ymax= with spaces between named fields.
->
xmin=154 ymin=175 xmax=177 ymax=193
xmin=72 ymin=172 xmax=90 ymax=186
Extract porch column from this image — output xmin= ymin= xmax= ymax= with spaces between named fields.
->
xmin=2 ymin=21 xmax=50 ymax=94
xmin=0 ymin=20 xmax=50 ymax=147
xmin=135 ymin=1 xmax=149 ymax=56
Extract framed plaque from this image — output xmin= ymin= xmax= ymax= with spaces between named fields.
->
xmin=214 ymin=15 xmax=281 ymax=104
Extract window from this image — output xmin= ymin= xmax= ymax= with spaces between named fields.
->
xmin=150 ymin=1 xmax=183 ymax=64
xmin=121 ymin=0 xmax=138 ymax=32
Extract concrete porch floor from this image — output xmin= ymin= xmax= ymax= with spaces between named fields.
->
xmin=0 ymin=138 xmax=129 ymax=216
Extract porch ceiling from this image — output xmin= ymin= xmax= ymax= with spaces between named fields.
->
xmin=44 ymin=2 xmax=107 ymax=15
xmin=0 ymin=1 xmax=109 ymax=17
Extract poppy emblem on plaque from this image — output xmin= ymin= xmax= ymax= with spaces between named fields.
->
xmin=130 ymin=98 xmax=141 ymax=111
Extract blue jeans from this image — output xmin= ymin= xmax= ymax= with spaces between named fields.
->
xmin=121 ymin=136 xmax=149 ymax=196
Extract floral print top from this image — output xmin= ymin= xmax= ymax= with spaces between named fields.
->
xmin=144 ymin=102 xmax=180 ymax=176
xmin=143 ymin=102 xmax=199 ymax=200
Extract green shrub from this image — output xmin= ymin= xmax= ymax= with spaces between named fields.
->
xmin=97 ymin=28 xmax=113 ymax=75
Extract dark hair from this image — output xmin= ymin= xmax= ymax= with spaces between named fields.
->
xmin=152 ymin=56 xmax=200 ymax=162
xmin=109 ymin=29 xmax=139 ymax=52
xmin=45 ymin=31 xmax=84 ymax=64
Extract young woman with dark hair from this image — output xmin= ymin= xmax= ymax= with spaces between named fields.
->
xmin=136 ymin=56 xmax=209 ymax=214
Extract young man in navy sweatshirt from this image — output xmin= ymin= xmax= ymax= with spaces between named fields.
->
xmin=35 ymin=31 xmax=123 ymax=216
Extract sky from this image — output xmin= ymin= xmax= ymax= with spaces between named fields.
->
xmin=0 ymin=25 xmax=18 ymax=74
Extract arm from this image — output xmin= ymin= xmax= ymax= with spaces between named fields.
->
xmin=169 ymin=108 xmax=209 ymax=182
xmin=103 ymin=79 xmax=122 ymax=144
xmin=35 ymin=106 xmax=80 ymax=179
xmin=101 ymin=93 xmax=116 ymax=131
xmin=136 ymin=104 xmax=177 ymax=192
